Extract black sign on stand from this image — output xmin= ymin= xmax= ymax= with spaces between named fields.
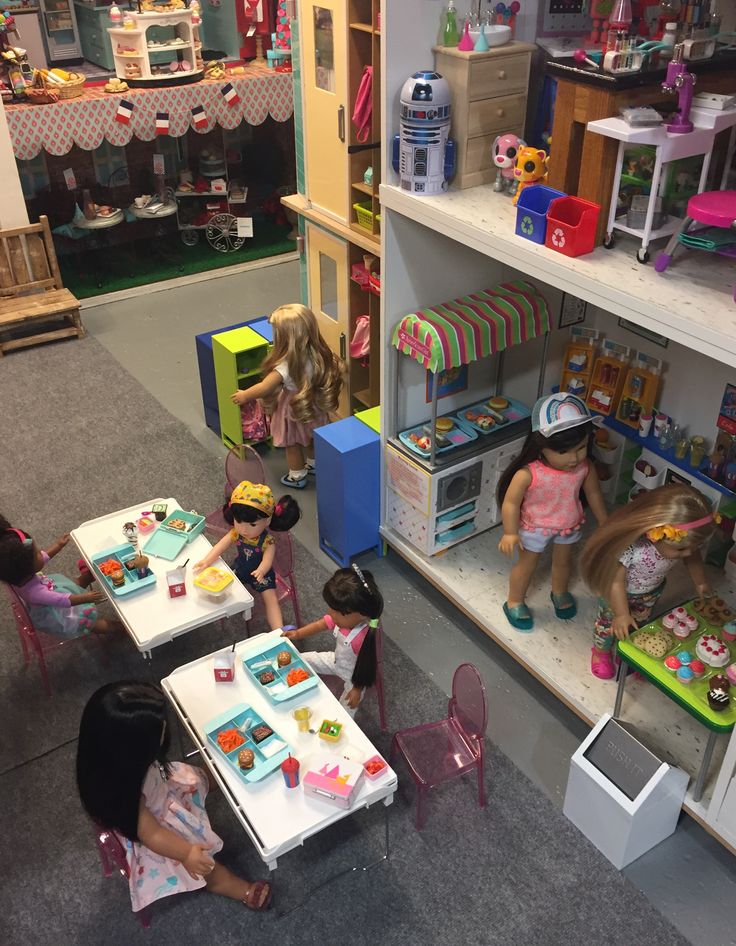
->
xmin=583 ymin=718 xmax=662 ymax=801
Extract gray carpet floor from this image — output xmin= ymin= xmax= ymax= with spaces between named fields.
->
xmin=0 ymin=338 xmax=693 ymax=946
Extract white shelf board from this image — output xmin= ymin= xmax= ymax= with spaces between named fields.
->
xmin=380 ymin=182 xmax=736 ymax=368
xmin=381 ymin=521 xmax=731 ymax=842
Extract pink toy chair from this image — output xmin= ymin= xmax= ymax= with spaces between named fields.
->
xmin=321 ymin=622 xmax=387 ymax=731
xmin=206 ymin=444 xmax=269 ymax=540
xmin=390 ymin=662 xmax=488 ymax=829
xmin=3 ymin=583 xmax=106 ymax=698
xmin=245 ymin=530 xmax=303 ymax=633
xmin=655 ymin=190 xmax=736 ymax=301
xmin=92 ymin=822 xmax=151 ymax=929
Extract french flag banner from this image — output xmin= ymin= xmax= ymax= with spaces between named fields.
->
xmin=115 ymin=99 xmax=134 ymax=124
xmin=191 ymin=104 xmax=208 ymax=129
xmin=155 ymin=111 xmax=170 ymax=136
xmin=221 ymin=82 xmax=240 ymax=107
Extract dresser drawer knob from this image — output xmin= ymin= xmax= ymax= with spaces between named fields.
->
xmin=496 ymin=108 xmax=505 ymax=117
xmin=498 ymin=69 xmax=507 ymax=79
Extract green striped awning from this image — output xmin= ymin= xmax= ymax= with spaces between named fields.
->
xmin=392 ymin=280 xmax=550 ymax=374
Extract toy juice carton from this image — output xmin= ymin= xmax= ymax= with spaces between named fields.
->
xmin=303 ymin=755 xmax=365 ymax=809
xmin=214 ymin=650 xmax=236 ymax=682
xmin=166 ymin=566 xmax=186 ymax=598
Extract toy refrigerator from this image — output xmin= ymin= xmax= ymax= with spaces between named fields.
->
xmin=39 ymin=0 xmax=81 ymax=64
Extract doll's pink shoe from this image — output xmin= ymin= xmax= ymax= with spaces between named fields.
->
xmin=591 ymin=648 xmax=615 ymax=679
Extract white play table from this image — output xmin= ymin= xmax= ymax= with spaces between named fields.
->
xmin=72 ymin=497 xmax=253 ymax=657
xmin=161 ymin=630 xmax=397 ymax=872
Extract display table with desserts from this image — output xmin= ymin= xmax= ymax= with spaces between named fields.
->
xmin=72 ymin=496 xmax=254 ymax=657
xmin=161 ymin=630 xmax=397 ymax=879
xmin=615 ymin=597 xmax=736 ymax=802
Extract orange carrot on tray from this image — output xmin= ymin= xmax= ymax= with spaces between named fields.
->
xmin=216 ymin=728 xmax=245 ymax=753
xmin=286 ymin=667 xmax=310 ymax=687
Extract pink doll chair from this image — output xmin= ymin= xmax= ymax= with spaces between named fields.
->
xmin=3 ymin=583 xmax=106 ymax=698
xmin=390 ymin=662 xmax=488 ymax=830
xmin=245 ymin=530 xmax=303 ymax=633
xmin=320 ymin=621 xmax=387 ymax=731
xmin=205 ymin=444 xmax=269 ymax=539
xmin=92 ymin=822 xmax=151 ymax=929
xmin=655 ymin=190 xmax=736 ymax=301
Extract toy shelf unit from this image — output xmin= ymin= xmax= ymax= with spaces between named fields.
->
xmin=212 ymin=325 xmax=271 ymax=452
xmin=107 ymin=8 xmax=203 ymax=87
xmin=175 ymin=147 xmax=249 ymax=252
xmin=588 ymin=109 xmax=736 ymax=264
xmin=586 ymin=340 xmax=632 ymax=418
xmin=615 ymin=352 xmax=661 ymax=431
xmin=560 ymin=326 xmax=600 ymax=402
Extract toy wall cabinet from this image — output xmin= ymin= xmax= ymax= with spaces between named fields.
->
xmin=305 ymin=220 xmax=380 ymax=415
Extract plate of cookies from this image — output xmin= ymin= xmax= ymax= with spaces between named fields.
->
xmin=205 ymin=703 xmax=290 ymax=783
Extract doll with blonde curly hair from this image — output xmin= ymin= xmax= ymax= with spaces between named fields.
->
xmin=231 ymin=304 xmax=344 ymax=488
xmin=580 ymin=484 xmax=718 ymax=680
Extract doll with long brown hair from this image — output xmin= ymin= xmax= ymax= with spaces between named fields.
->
xmin=231 ymin=304 xmax=344 ymax=488
xmin=497 ymin=394 xmax=608 ymax=632
xmin=581 ymin=484 xmax=717 ymax=680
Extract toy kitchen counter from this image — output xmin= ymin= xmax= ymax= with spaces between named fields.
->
xmin=545 ymin=47 xmax=736 ymax=246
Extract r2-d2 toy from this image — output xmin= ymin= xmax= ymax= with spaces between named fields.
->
xmin=392 ymin=71 xmax=455 ymax=195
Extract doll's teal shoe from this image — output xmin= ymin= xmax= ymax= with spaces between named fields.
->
xmin=551 ymin=591 xmax=577 ymax=620
xmin=503 ymin=601 xmax=533 ymax=632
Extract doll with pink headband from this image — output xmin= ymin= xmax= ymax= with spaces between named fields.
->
xmin=581 ymin=484 xmax=719 ymax=680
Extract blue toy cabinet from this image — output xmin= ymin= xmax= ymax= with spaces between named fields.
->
xmin=314 ymin=416 xmax=382 ymax=567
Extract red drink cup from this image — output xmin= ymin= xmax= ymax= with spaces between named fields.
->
xmin=281 ymin=754 xmax=300 ymax=789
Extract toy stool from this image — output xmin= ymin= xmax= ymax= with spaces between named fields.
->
xmin=655 ymin=191 xmax=736 ymax=302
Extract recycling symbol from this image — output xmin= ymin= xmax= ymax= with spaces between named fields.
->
xmin=521 ymin=215 xmax=534 ymax=236
xmin=551 ymin=227 xmax=566 ymax=248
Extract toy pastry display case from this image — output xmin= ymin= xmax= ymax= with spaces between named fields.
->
xmin=618 ymin=598 xmax=736 ymax=730
xmin=386 ymin=280 xmax=551 ymax=555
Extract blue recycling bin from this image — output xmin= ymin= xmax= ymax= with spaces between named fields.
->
xmin=515 ymin=184 xmax=566 ymax=245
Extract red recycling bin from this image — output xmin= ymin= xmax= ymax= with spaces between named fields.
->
xmin=544 ymin=196 xmax=600 ymax=258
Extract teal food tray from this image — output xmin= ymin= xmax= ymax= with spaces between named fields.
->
xmin=454 ymin=396 xmax=531 ymax=436
xmin=142 ymin=509 xmax=205 ymax=560
xmin=398 ymin=418 xmax=477 ymax=459
xmin=243 ymin=638 xmax=318 ymax=703
xmin=91 ymin=543 xmax=156 ymax=597
xmin=205 ymin=703 xmax=289 ymax=783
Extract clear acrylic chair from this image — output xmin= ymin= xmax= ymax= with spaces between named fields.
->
xmin=2 ymin=583 xmax=106 ymax=698
xmin=321 ymin=622 xmax=387 ymax=731
xmin=92 ymin=822 xmax=151 ymax=929
xmin=390 ymin=662 xmax=488 ymax=829
xmin=244 ymin=530 xmax=303 ymax=633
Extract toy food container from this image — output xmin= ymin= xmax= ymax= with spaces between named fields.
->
xmin=194 ymin=566 xmax=234 ymax=599
xmin=303 ymin=755 xmax=365 ymax=809
xmin=151 ymin=503 xmax=168 ymax=522
xmin=363 ymin=754 xmax=388 ymax=780
xmin=166 ymin=566 xmax=187 ymax=598
xmin=214 ymin=650 xmax=236 ymax=682
xmin=242 ymin=639 xmax=318 ymax=703
xmin=92 ymin=543 xmax=156 ymax=597
xmin=205 ymin=703 xmax=290 ymax=783
xmin=318 ymin=719 xmax=343 ymax=743
xmin=142 ymin=509 xmax=206 ymax=560
xmin=137 ymin=516 xmax=156 ymax=534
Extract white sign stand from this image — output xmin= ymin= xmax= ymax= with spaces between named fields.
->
xmin=563 ymin=713 xmax=689 ymax=869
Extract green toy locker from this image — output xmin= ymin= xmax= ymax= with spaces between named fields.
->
xmin=212 ymin=325 xmax=270 ymax=451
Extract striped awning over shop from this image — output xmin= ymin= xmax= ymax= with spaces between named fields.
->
xmin=392 ymin=280 xmax=550 ymax=374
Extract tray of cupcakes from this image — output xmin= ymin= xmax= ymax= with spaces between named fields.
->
xmin=628 ymin=598 xmax=736 ymax=724
xmin=92 ymin=544 xmax=155 ymax=596
xmin=453 ymin=395 xmax=531 ymax=436
xmin=205 ymin=703 xmax=290 ymax=783
xmin=242 ymin=639 xmax=318 ymax=703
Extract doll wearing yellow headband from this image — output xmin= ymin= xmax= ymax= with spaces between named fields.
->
xmin=194 ymin=481 xmax=300 ymax=630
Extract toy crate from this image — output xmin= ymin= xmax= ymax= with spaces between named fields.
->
xmin=515 ymin=185 xmax=565 ymax=245
xmin=353 ymin=201 xmax=376 ymax=231
xmin=545 ymin=196 xmax=600 ymax=257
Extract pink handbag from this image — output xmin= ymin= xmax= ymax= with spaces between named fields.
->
xmin=352 ymin=65 xmax=373 ymax=143
xmin=241 ymin=400 xmax=269 ymax=442
xmin=349 ymin=315 xmax=370 ymax=365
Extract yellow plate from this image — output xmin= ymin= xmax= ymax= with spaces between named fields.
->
xmin=194 ymin=567 xmax=234 ymax=594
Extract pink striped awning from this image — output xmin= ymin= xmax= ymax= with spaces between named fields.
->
xmin=392 ymin=280 xmax=550 ymax=374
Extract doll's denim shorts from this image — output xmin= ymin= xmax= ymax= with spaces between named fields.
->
xmin=519 ymin=527 xmax=581 ymax=554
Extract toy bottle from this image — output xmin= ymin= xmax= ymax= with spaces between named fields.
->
xmin=609 ymin=0 xmax=632 ymax=30
xmin=281 ymin=754 xmax=300 ymax=788
xmin=82 ymin=189 xmax=96 ymax=221
xmin=443 ymin=0 xmax=459 ymax=47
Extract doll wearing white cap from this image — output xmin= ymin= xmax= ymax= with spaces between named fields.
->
xmin=496 ymin=394 xmax=608 ymax=632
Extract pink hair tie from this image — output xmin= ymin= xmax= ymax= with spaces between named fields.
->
xmin=5 ymin=527 xmax=32 ymax=548
xmin=275 ymin=502 xmax=283 ymax=515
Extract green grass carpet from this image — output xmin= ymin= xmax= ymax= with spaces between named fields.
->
xmin=59 ymin=218 xmax=295 ymax=299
